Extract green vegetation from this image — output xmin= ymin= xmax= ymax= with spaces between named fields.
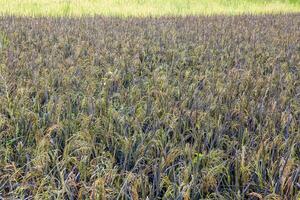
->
xmin=0 ymin=0 xmax=299 ymax=16
xmin=0 ymin=15 xmax=299 ymax=199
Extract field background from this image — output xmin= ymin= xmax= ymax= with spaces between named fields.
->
xmin=0 ymin=0 xmax=300 ymax=16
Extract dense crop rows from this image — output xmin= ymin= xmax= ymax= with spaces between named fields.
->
xmin=0 ymin=15 xmax=299 ymax=199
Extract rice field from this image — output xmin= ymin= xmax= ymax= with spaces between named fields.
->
xmin=0 ymin=14 xmax=299 ymax=199
xmin=0 ymin=0 xmax=300 ymax=16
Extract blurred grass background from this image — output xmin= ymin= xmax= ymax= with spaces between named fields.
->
xmin=0 ymin=0 xmax=299 ymax=17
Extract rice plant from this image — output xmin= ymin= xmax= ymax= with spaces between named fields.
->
xmin=0 ymin=14 xmax=299 ymax=199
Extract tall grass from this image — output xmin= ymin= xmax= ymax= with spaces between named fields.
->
xmin=0 ymin=0 xmax=299 ymax=16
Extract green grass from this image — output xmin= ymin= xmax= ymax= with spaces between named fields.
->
xmin=0 ymin=0 xmax=299 ymax=16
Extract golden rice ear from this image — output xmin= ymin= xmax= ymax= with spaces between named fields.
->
xmin=130 ymin=175 xmax=141 ymax=200
xmin=200 ymin=173 xmax=217 ymax=194
xmin=32 ymin=136 xmax=51 ymax=173
xmin=264 ymin=193 xmax=282 ymax=200
xmin=248 ymin=192 xmax=263 ymax=200
xmin=91 ymin=178 xmax=107 ymax=200
xmin=163 ymin=148 xmax=181 ymax=168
